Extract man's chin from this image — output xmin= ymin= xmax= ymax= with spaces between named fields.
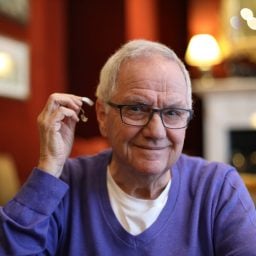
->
xmin=135 ymin=147 xmax=168 ymax=160
xmin=132 ymin=159 xmax=168 ymax=175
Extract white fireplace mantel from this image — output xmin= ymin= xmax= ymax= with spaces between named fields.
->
xmin=193 ymin=77 xmax=256 ymax=164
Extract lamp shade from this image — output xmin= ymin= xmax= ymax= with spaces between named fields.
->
xmin=185 ymin=34 xmax=222 ymax=70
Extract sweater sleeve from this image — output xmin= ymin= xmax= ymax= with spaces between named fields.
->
xmin=0 ymin=168 xmax=69 ymax=255
xmin=213 ymin=169 xmax=256 ymax=255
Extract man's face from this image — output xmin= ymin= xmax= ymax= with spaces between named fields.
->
xmin=97 ymin=55 xmax=189 ymax=176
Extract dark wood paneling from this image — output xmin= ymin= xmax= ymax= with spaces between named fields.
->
xmin=158 ymin=0 xmax=189 ymax=60
xmin=67 ymin=0 xmax=125 ymax=138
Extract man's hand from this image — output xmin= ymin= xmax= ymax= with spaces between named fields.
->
xmin=37 ymin=93 xmax=84 ymax=177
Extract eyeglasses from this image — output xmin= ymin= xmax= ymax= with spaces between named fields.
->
xmin=107 ymin=102 xmax=193 ymax=129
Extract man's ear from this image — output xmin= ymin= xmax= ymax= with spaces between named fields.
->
xmin=96 ymin=99 xmax=107 ymax=137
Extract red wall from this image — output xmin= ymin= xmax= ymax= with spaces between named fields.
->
xmin=187 ymin=0 xmax=221 ymax=38
xmin=125 ymin=0 xmax=159 ymax=41
xmin=0 ymin=0 xmax=67 ymax=183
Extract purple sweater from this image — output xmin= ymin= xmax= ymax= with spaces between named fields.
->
xmin=0 ymin=150 xmax=256 ymax=255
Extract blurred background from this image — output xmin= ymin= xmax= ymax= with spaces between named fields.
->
xmin=0 ymin=0 xmax=255 ymax=203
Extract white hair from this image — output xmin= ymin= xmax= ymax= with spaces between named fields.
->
xmin=95 ymin=39 xmax=192 ymax=108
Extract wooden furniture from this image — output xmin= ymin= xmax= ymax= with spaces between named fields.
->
xmin=0 ymin=154 xmax=20 ymax=205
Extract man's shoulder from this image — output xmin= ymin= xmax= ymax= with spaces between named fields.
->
xmin=176 ymin=153 xmax=236 ymax=181
xmin=174 ymin=154 xmax=245 ymax=204
xmin=60 ymin=149 xmax=112 ymax=183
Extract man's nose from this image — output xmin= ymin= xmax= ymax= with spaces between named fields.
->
xmin=142 ymin=111 xmax=167 ymax=138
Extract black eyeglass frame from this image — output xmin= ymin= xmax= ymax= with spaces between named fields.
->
xmin=107 ymin=101 xmax=193 ymax=129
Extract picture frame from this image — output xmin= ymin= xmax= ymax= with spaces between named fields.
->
xmin=0 ymin=0 xmax=29 ymax=25
xmin=0 ymin=35 xmax=30 ymax=100
xmin=220 ymin=0 xmax=256 ymax=60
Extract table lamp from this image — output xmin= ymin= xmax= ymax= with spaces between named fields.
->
xmin=185 ymin=34 xmax=222 ymax=77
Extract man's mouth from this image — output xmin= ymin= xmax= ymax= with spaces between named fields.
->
xmin=136 ymin=145 xmax=169 ymax=150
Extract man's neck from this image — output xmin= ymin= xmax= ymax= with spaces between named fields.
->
xmin=108 ymin=164 xmax=171 ymax=200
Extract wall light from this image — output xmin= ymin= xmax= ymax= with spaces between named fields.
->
xmin=185 ymin=34 xmax=222 ymax=73
xmin=0 ymin=35 xmax=29 ymax=100
xmin=0 ymin=51 xmax=15 ymax=78
xmin=250 ymin=112 xmax=256 ymax=128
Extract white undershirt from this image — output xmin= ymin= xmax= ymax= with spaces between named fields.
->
xmin=107 ymin=168 xmax=171 ymax=235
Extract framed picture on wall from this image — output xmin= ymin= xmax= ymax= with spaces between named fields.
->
xmin=0 ymin=35 xmax=30 ymax=100
xmin=0 ymin=0 xmax=29 ymax=25
xmin=221 ymin=0 xmax=256 ymax=60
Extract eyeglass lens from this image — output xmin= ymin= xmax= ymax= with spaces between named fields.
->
xmin=120 ymin=105 xmax=191 ymax=129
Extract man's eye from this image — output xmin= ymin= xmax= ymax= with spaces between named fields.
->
xmin=165 ymin=109 xmax=181 ymax=116
xmin=127 ymin=105 xmax=147 ymax=112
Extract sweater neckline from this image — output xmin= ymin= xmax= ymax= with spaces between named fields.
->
xmin=97 ymin=151 xmax=180 ymax=247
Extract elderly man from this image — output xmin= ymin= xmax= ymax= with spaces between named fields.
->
xmin=0 ymin=40 xmax=255 ymax=255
